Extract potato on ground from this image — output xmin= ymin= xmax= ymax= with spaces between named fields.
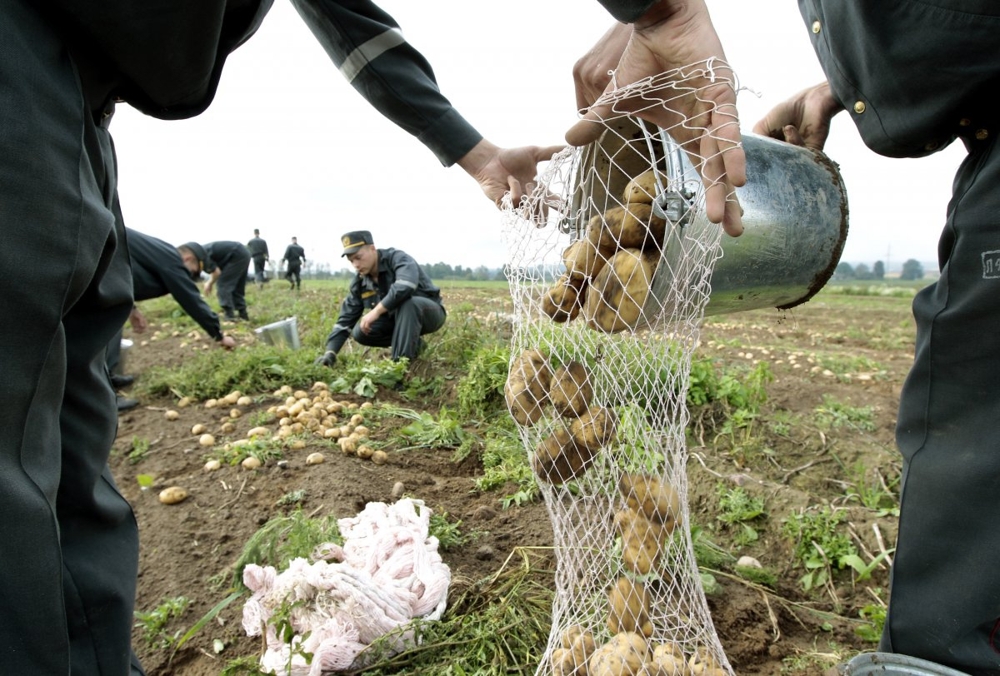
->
xmin=608 ymin=577 xmax=652 ymax=637
xmin=505 ymin=349 xmax=552 ymax=426
xmin=589 ymin=203 xmax=667 ymax=253
xmin=619 ymin=473 xmax=681 ymax=533
xmin=569 ymin=405 xmax=617 ymax=453
xmin=587 ymin=631 xmax=649 ymax=676
xmin=582 ymin=248 xmax=659 ymax=333
xmin=615 ymin=507 xmax=667 ymax=575
xmin=549 ymin=361 xmax=593 ymax=418
xmin=542 ymin=274 xmax=587 ymax=323
xmin=532 ymin=424 xmax=595 ymax=485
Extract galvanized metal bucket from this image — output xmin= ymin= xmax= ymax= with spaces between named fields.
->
xmin=118 ymin=338 xmax=133 ymax=374
xmin=844 ymin=652 xmax=971 ymax=675
xmin=254 ymin=317 xmax=301 ymax=350
xmin=572 ymin=118 xmax=848 ymax=319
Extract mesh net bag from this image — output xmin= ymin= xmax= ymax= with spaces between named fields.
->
xmin=500 ymin=63 xmax=740 ymax=676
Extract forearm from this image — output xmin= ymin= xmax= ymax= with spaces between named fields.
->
xmin=290 ymin=0 xmax=483 ymax=166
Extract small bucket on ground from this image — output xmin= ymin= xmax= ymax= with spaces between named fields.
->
xmin=254 ymin=317 xmax=301 ymax=350
xmin=844 ymin=652 xmax=971 ymax=676
xmin=119 ymin=338 xmax=133 ymax=374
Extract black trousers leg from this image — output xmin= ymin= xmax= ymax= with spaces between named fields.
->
xmin=0 ymin=3 xmax=139 ymax=673
xmin=881 ymin=137 xmax=1000 ymax=674
xmin=351 ymin=297 xmax=446 ymax=361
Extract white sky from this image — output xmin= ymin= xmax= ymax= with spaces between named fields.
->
xmin=111 ymin=1 xmax=963 ymax=273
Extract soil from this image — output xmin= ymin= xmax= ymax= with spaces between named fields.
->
xmin=112 ymin=287 xmax=913 ymax=676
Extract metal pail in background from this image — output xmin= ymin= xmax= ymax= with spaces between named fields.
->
xmin=119 ymin=338 xmax=133 ymax=374
xmin=254 ymin=317 xmax=301 ymax=350
xmin=844 ymin=652 xmax=971 ymax=676
xmin=573 ymin=118 xmax=848 ymax=320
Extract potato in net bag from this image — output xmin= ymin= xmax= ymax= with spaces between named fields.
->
xmin=500 ymin=62 xmax=847 ymax=676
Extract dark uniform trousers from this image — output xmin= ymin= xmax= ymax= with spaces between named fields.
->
xmin=252 ymin=255 xmax=267 ymax=284
xmin=885 ymin=133 xmax=1000 ymax=674
xmin=217 ymin=248 xmax=251 ymax=316
xmin=0 ymin=2 xmax=141 ymax=674
xmin=351 ymin=296 xmax=446 ymax=361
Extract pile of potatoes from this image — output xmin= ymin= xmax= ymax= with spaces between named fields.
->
xmin=191 ymin=385 xmax=385 ymax=467
xmin=504 ymin=350 xmax=617 ymax=485
xmin=542 ymin=170 xmax=667 ymax=334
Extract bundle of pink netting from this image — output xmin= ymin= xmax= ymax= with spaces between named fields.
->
xmin=241 ymin=498 xmax=451 ymax=675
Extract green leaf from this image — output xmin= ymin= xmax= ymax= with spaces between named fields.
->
xmin=136 ymin=474 xmax=155 ymax=488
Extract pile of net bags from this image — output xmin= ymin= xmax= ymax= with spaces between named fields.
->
xmin=241 ymin=498 xmax=451 ymax=675
xmin=499 ymin=64 xmax=738 ymax=676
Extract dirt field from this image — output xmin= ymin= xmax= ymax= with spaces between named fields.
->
xmin=112 ymin=284 xmax=916 ymax=676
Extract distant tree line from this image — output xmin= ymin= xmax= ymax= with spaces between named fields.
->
xmin=833 ymin=259 xmax=924 ymax=281
xmin=278 ymin=261 xmax=508 ymax=281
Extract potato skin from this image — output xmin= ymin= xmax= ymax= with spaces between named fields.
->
xmin=532 ymin=423 xmax=596 ymax=485
xmin=622 ymin=170 xmax=668 ymax=205
xmin=505 ymin=349 xmax=552 ymax=426
xmin=588 ymin=632 xmax=649 ymax=676
xmin=564 ymin=236 xmax=607 ymax=280
xmin=569 ymin=405 xmax=617 ymax=453
xmin=582 ymin=248 xmax=659 ymax=334
xmin=550 ymin=361 xmax=593 ymax=418
xmin=615 ymin=507 xmax=666 ymax=575
xmin=607 ymin=577 xmax=652 ymax=637
xmin=551 ymin=625 xmax=596 ymax=676
xmin=542 ymin=274 xmax=586 ymax=323
xmin=619 ymin=473 xmax=681 ymax=534
xmin=593 ymin=204 xmax=667 ymax=252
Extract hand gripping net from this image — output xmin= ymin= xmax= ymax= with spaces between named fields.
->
xmin=500 ymin=63 xmax=739 ymax=676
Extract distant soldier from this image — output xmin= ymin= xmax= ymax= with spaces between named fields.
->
xmin=282 ymin=236 xmax=307 ymax=291
xmin=178 ymin=241 xmax=251 ymax=322
xmin=315 ymin=230 xmax=445 ymax=368
xmin=246 ymin=228 xmax=269 ymax=287
xmin=109 ymin=229 xmax=236 ymax=410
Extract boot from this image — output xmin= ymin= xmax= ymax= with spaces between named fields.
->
xmin=239 ymin=309 xmax=250 ymax=322
xmin=222 ymin=307 xmax=238 ymax=321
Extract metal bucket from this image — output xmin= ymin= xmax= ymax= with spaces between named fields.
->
xmin=118 ymin=338 xmax=133 ymax=375
xmin=254 ymin=317 xmax=301 ymax=350
xmin=572 ymin=118 xmax=848 ymax=319
xmin=844 ymin=652 xmax=971 ymax=675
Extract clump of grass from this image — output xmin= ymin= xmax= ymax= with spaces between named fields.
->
xmin=355 ymin=548 xmax=554 ymax=676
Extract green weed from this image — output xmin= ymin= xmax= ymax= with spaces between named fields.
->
xmin=134 ymin=596 xmax=191 ymax=648
xmin=814 ymin=396 xmax=876 ymax=432
xmin=716 ymin=485 xmax=767 ymax=547
xmin=456 ymin=344 xmax=510 ymax=420
xmin=128 ymin=436 xmax=151 ymax=464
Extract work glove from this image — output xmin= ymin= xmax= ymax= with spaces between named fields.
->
xmin=314 ymin=350 xmax=337 ymax=368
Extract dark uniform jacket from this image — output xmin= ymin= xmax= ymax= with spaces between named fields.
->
xmin=797 ymin=0 xmax=1000 ymax=159
xmin=41 ymin=0 xmax=483 ymax=166
xmin=283 ymin=244 xmax=306 ymax=267
xmin=204 ymin=241 xmax=250 ymax=273
xmin=127 ymin=228 xmax=224 ymax=341
xmin=325 ymin=247 xmax=442 ymax=353
xmin=247 ymin=236 xmax=268 ymax=259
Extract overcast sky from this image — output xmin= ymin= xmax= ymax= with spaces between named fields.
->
xmin=110 ymin=1 xmax=963 ymax=273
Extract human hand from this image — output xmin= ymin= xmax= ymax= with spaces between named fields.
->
xmin=752 ymin=82 xmax=843 ymax=151
xmin=128 ymin=307 xmax=149 ymax=334
xmin=314 ymin=351 xmax=337 ymax=368
xmin=566 ymin=0 xmax=746 ymax=235
xmin=218 ymin=335 xmax=236 ymax=350
xmin=457 ymin=139 xmax=565 ymax=213
xmin=359 ymin=312 xmax=376 ymax=335
xmin=572 ymin=23 xmax=632 ymax=113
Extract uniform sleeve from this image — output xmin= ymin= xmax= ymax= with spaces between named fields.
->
xmin=289 ymin=0 xmax=483 ymax=167
xmin=380 ymin=249 xmax=419 ymax=312
xmin=594 ymin=0 xmax=658 ymax=23
xmin=159 ymin=257 xmax=225 ymax=341
xmin=325 ymin=290 xmax=364 ymax=353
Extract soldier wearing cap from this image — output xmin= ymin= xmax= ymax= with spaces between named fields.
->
xmin=178 ymin=241 xmax=252 ymax=322
xmin=315 ymin=230 xmax=445 ymax=368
